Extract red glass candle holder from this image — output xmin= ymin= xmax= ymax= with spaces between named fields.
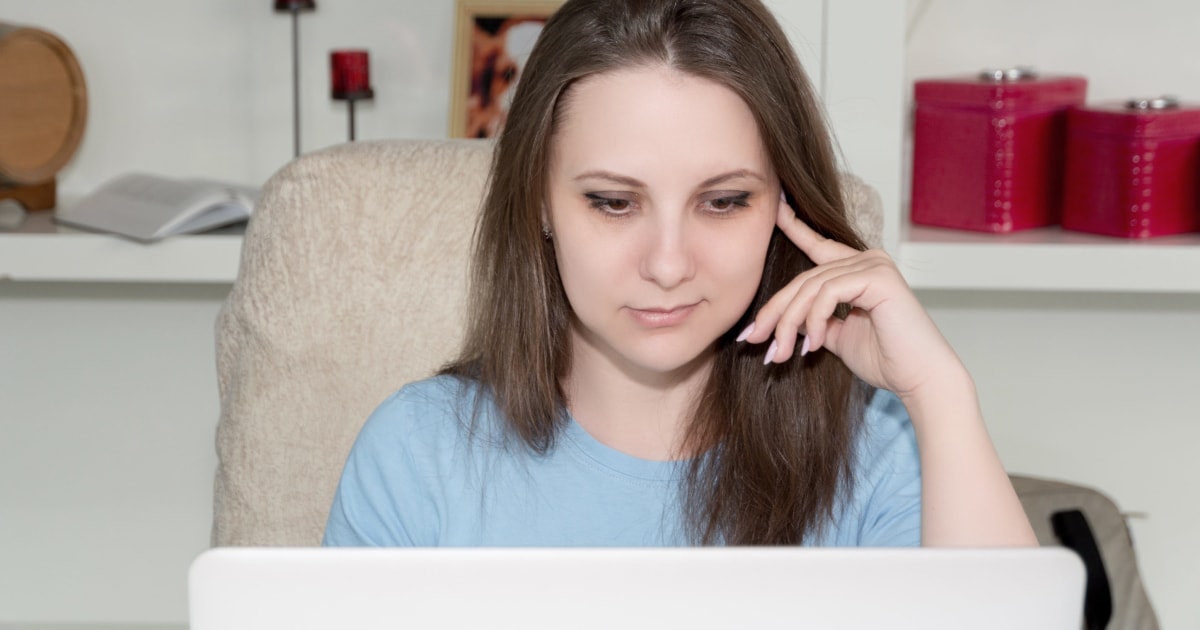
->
xmin=911 ymin=68 xmax=1087 ymax=233
xmin=1062 ymin=97 xmax=1200 ymax=238
xmin=331 ymin=50 xmax=374 ymax=100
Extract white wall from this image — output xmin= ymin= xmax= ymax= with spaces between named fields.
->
xmin=0 ymin=0 xmax=459 ymax=194
xmin=0 ymin=283 xmax=228 ymax=623
xmin=906 ymin=2 xmax=1200 ymax=628
xmin=906 ymin=0 xmax=1200 ymax=103
xmin=0 ymin=0 xmax=825 ymax=197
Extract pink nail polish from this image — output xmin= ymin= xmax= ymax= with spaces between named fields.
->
xmin=800 ymin=336 xmax=810 ymax=357
xmin=763 ymin=339 xmax=778 ymax=365
xmin=736 ymin=322 xmax=755 ymax=342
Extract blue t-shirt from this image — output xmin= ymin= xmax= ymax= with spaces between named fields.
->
xmin=323 ymin=375 xmax=921 ymax=547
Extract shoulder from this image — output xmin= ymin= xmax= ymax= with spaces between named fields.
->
xmin=362 ymin=375 xmax=487 ymax=435
xmin=325 ymin=375 xmax=488 ymax=546
xmin=351 ymin=375 xmax=500 ymax=464
xmin=377 ymin=373 xmax=480 ymax=417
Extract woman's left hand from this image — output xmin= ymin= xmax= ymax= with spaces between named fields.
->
xmin=743 ymin=196 xmax=1041 ymax=549
xmin=739 ymin=195 xmax=966 ymax=402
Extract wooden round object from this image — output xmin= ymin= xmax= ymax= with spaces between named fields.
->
xmin=0 ymin=22 xmax=88 ymax=185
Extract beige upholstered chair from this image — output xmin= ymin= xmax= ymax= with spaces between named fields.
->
xmin=210 ymin=138 xmax=884 ymax=547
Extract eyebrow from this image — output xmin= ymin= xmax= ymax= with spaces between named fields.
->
xmin=699 ymin=169 xmax=767 ymax=188
xmin=573 ymin=169 xmax=767 ymax=189
xmin=574 ymin=170 xmax=646 ymax=188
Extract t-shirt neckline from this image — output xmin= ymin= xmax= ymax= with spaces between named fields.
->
xmin=561 ymin=413 xmax=687 ymax=483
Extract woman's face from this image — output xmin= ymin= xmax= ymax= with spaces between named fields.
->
xmin=546 ymin=65 xmax=778 ymax=381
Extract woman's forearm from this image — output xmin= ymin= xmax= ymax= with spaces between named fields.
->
xmin=903 ymin=372 xmax=1039 ymax=547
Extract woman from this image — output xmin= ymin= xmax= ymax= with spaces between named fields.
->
xmin=324 ymin=0 xmax=1036 ymax=547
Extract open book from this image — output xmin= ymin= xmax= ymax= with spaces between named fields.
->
xmin=55 ymin=173 xmax=259 ymax=242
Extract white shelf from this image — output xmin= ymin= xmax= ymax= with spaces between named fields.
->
xmin=6 ymin=212 xmax=1199 ymax=292
xmin=0 ymin=211 xmax=242 ymax=284
xmin=897 ymin=224 xmax=1200 ymax=293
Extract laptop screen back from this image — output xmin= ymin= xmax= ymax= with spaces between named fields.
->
xmin=189 ymin=547 xmax=1084 ymax=630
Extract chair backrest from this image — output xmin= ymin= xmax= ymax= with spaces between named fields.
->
xmin=212 ymin=139 xmax=493 ymax=545
xmin=210 ymin=138 xmax=884 ymax=546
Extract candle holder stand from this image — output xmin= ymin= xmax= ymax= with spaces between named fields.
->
xmin=274 ymin=0 xmax=316 ymax=158
xmin=333 ymin=89 xmax=375 ymax=141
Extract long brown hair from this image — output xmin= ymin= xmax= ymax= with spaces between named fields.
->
xmin=441 ymin=0 xmax=870 ymax=545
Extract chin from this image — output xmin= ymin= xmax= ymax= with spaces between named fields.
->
xmin=572 ymin=314 xmax=732 ymax=380
xmin=620 ymin=338 xmax=718 ymax=379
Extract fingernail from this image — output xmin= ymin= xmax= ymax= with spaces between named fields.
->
xmin=763 ymin=339 xmax=778 ymax=365
xmin=799 ymin=336 xmax=810 ymax=357
xmin=779 ymin=191 xmax=787 ymax=204
xmin=736 ymin=322 xmax=755 ymax=342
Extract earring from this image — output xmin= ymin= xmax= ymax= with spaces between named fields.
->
xmin=542 ymin=225 xmax=552 ymax=240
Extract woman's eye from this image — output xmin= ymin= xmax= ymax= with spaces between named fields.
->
xmin=704 ymin=192 xmax=751 ymax=214
xmin=585 ymin=193 xmax=634 ymax=214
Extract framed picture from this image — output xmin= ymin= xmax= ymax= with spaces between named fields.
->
xmin=450 ymin=0 xmax=562 ymax=138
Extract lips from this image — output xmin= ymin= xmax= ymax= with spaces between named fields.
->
xmin=627 ymin=302 xmax=698 ymax=328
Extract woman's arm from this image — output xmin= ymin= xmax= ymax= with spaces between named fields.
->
xmin=900 ymin=367 xmax=1037 ymax=546
xmin=741 ymin=194 xmax=1037 ymax=547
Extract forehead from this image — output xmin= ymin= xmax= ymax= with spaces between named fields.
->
xmin=551 ymin=65 xmax=771 ymax=181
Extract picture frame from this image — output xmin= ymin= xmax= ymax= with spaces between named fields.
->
xmin=450 ymin=0 xmax=563 ymax=138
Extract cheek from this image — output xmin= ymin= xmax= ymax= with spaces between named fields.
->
xmin=706 ymin=220 xmax=774 ymax=289
xmin=552 ymin=226 xmax=626 ymax=299
xmin=720 ymin=254 xmax=768 ymax=308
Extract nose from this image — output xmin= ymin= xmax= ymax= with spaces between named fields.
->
xmin=638 ymin=211 xmax=695 ymax=290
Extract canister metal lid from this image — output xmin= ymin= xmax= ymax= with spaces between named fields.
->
xmin=1125 ymin=96 xmax=1180 ymax=110
xmin=979 ymin=67 xmax=1037 ymax=82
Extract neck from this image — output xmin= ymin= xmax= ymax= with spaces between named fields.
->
xmin=563 ymin=328 xmax=714 ymax=461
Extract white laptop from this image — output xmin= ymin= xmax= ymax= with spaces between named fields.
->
xmin=189 ymin=547 xmax=1084 ymax=630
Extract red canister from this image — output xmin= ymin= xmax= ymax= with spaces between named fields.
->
xmin=1062 ymin=97 xmax=1200 ymax=238
xmin=912 ymin=68 xmax=1087 ymax=233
